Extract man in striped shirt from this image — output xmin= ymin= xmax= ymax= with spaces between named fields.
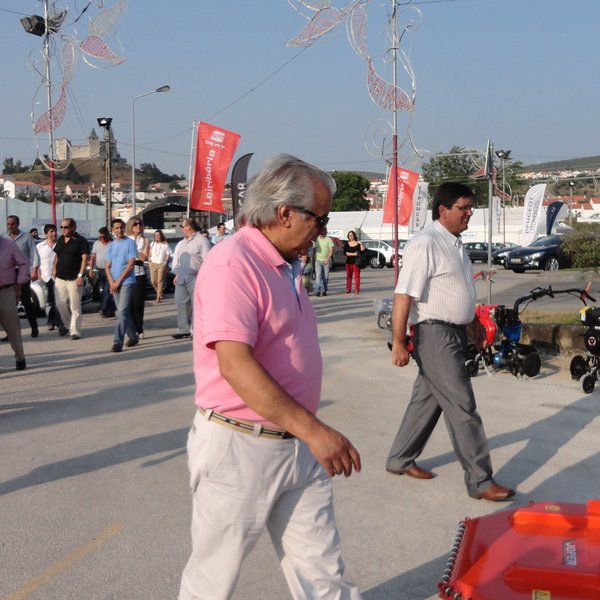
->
xmin=386 ymin=182 xmax=515 ymax=502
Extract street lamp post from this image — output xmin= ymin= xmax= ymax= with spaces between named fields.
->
xmin=495 ymin=149 xmax=511 ymax=244
xmin=97 ymin=118 xmax=113 ymax=227
xmin=569 ymin=180 xmax=575 ymax=226
xmin=131 ymin=85 xmax=171 ymax=217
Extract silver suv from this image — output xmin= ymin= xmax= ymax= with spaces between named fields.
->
xmin=360 ymin=239 xmax=406 ymax=269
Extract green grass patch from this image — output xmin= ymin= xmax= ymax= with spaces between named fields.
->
xmin=520 ymin=311 xmax=582 ymax=325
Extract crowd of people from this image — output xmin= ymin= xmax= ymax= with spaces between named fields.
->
xmin=3 ymin=157 xmax=516 ymax=599
xmin=0 ymin=216 xmax=231 ymax=369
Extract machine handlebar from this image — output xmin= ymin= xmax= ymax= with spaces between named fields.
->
xmin=512 ymin=285 xmax=596 ymax=312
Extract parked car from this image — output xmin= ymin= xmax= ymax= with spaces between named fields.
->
xmin=492 ymin=242 xmax=518 ymax=266
xmin=504 ymin=235 xmax=572 ymax=273
xmin=464 ymin=242 xmax=506 ymax=263
xmin=18 ymin=277 xmax=93 ymax=318
xmin=329 ymin=236 xmax=380 ymax=270
xmin=360 ymin=239 xmax=406 ymax=268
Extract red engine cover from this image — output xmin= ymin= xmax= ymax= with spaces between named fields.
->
xmin=475 ymin=304 xmax=499 ymax=348
xmin=439 ymin=500 xmax=600 ymax=600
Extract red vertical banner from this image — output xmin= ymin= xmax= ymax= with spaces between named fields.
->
xmin=190 ymin=122 xmax=241 ymax=213
xmin=382 ymin=167 xmax=419 ymax=225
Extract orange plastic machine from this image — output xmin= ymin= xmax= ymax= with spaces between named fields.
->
xmin=438 ymin=500 xmax=600 ymax=600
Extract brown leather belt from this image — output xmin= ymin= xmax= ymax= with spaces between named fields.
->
xmin=198 ymin=407 xmax=294 ymax=440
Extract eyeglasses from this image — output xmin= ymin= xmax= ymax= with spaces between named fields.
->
xmin=296 ymin=208 xmax=329 ymax=229
xmin=451 ymin=204 xmax=474 ymax=212
xmin=60 ymin=225 xmax=72 ymax=229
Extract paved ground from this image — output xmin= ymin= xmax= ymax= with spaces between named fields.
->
xmin=2 ymin=266 xmax=600 ymax=599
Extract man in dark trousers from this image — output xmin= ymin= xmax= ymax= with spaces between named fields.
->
xmin=4 ymin=215 xmax=40 ymax=338
xmin=386 ymin=182 xmax=515 ymax=502
xmin=53 ymin=218 xmax=88 ymax=340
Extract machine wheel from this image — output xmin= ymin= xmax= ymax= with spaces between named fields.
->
xmin=582 ymin=374 xmax=596 ymax=394
xmin=465 ymin=359 xmax=479 ymax=377
xmin=544 ymin=256 xmax=560 ymax=271
xmin=511 ymin=268 xmax=526 ymax=274
xmin=522 ymin=352 xmax=541 ymax=377
xmin=570 ymin=355 xmax=588 ymax=380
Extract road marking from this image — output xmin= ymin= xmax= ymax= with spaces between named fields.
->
xmin=5 ymin=522 xmax=124 ymax=600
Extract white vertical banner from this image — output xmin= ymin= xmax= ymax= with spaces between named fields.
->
xmin=520 ymin=183 xmax=546 ymax=246
xmin=410 ymin=181 xmax=429 ymax=232
xmin=494 ymin=195 xmax=502 ymax=234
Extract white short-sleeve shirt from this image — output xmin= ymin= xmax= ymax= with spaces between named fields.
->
xmin=394 ymin=220 xmax=476 ymax=325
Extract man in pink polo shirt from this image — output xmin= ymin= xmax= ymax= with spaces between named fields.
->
xmin=179 ymin=155 xmax=362 ymax=600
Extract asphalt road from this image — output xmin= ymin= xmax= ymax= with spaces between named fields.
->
xmin=2 ymin=266 xmax=600 ymax=599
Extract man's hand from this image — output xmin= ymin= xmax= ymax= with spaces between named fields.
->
xmin=306 ymin=423 xmax=361 ymax=478
xmin=391 ymin=340 xmax=411 ymax=367
xmin=76 ymin=276 xmax=84 ymax=288
xmin=30 ymin=267 xmax=39 ymax=282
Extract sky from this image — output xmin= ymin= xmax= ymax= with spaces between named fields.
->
xmin=1 ymin=0 xmax=599 ymax=180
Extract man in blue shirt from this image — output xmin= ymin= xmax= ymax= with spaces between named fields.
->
xmin=105 ymin=218 xmax=138 ymax=352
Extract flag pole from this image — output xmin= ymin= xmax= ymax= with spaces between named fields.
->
xmin=187 ymin=119 xmax=196 ymax=218
xmin=486 ymin=139 xmax=494 ymax=304
xmin=391 ymin=0 xmax=400 ymax=285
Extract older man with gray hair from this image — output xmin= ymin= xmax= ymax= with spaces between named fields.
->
xmin=178 ymin=155 xmax=362 ymax=600
xmin=171 ymin=218 xmax=211 ymax=339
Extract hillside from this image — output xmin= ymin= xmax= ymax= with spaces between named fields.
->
xmin=523 ymin=155 xmax=600 ymax=172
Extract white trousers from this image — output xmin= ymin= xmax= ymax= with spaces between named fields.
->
xmin=179 ymin=412 xmax=362 ymax=600
xmin=55 ymin=277 xmax=83 ymax=336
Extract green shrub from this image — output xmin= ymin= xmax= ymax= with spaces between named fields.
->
xmin=562 ymin=231 xmax=600 ymax=268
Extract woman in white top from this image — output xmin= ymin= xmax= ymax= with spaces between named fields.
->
xmin=126 ymin=217 xmax=150 ymax=337
xmin=149 ymin=229 xmax=171 ymax=303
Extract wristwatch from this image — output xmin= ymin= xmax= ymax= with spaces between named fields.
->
xmin=77 ymin=273 xmax=83 ymax=277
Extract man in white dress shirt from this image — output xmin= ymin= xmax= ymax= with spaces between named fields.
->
xmin=386 ymin=182 xmax=515 ymax=502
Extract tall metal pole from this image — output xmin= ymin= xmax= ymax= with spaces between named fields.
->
xmin=391 ymin=0 xmax=400 ymax=284
xmin=568 ymin=181 xmax=574 ymax=226
xmin=104 ymin=126 xmax=113 ymax=227
xmin=131 ymin=85 xmax=171 ymax=217
xmin=187 ymin=119 xmax=197 ymax=218
xmin=486 ymin=140 xmax=494 ymax=304
xmin=42 ymin=0 xmax=57 ymax=224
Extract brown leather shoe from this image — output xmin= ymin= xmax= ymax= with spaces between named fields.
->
xmin=386 ymin=464 xmax=435 ymax=480
xmin=470 ymin=481 xmax=515 ymax=502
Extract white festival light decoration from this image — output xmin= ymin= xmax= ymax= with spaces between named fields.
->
xmin=285 ymin=0 xmax=422 ymax=163
xmin=28 ymin=0 xmax=128 ymax=171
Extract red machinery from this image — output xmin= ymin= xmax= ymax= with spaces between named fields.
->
xmin=439 ymin=500 xmax=600 ymax=600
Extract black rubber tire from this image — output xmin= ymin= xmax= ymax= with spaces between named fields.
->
xmin=582 ymin=374 xmax=596 ymax=394
xmin=522 ymin=352 xmax=541 ymax=377
xmin=570 ymin=355 xmax=588 ymax=380
xmin=512 ymin=268 xmax=526 ymax=274
xmin=544 ymin=256 xmax=560 ymax=271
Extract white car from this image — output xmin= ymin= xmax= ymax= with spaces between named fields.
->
xmin=18 ymin=278 xmax=93 ymax=318
xmin=359 ymin=239 xmax=406 ymax=269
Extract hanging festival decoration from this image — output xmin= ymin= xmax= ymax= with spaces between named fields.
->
xmin=285 ymin=0 xmax=422 ymax=163
xmin=28 ymin=0 xmax=128 ymax=170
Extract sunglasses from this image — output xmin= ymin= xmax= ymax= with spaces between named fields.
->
xmin=60 ymin=225 xmax=72 ymax=229
xmin=296 ymin=208 xmax=329 ymax=229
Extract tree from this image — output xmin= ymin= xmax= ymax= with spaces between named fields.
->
xmin=422 ymin=146 xmax=526 ymax=207
xmin=331 ymin=171 xmax=370 ymax=211
xmin=3 ymin=157 xmax=26 ymax=174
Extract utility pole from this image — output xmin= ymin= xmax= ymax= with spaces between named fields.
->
xmin=97 ymin=118 xmax=113 ymax=227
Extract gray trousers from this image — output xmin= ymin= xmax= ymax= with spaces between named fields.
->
xmin=174 ymin=277 xmax=196 ymax=335
xmin=386 ymin=322 xmax=493 ymax=494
